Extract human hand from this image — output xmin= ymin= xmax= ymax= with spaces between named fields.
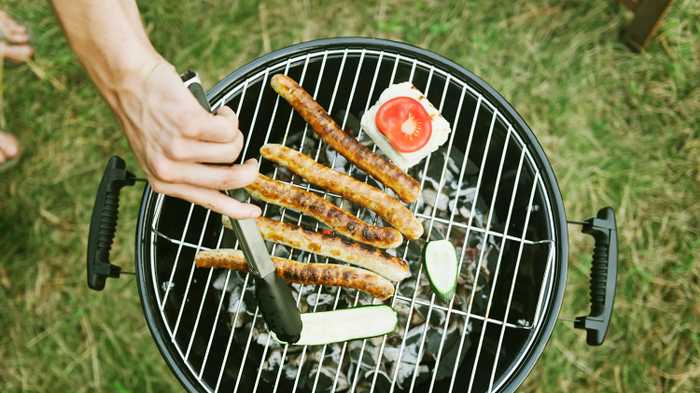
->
xmin=110 ymin=58 xmax=261 ymax=218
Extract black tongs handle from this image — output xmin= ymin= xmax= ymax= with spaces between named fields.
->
xmin=574 ymin=207 xmax=618 ymax=346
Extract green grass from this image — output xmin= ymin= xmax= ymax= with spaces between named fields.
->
xmin=0 ymin=0 xmax=698 ymax=392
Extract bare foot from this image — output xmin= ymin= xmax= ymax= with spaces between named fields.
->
xmin=0 ymin=10 xmax=33 ymax=63
xmin=0 ymin=131 xmax=20 ymax=164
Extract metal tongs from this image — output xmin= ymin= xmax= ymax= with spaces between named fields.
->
xmin=182 ymin=71 xmax=302 ymax=343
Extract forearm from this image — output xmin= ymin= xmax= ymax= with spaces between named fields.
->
xmin=51 ymin=0 xmax=161 ymax=106
xmin=51 ymin=0 xmax=261 ymax=218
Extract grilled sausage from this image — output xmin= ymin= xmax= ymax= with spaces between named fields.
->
xmin=260 ymin=144 xmax=423 ymax=240
xmin=245 ymin=174 xmax=403 ymax=249
xmin=223 ymin=216 xmax=410 ymax=281
xmin=195 ymin=249 xmax=395 ymax=300
xmin=270 ymin=74 xmax=420 ymax=203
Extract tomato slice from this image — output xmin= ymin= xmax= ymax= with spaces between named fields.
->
xmin=375 ymin=96 xmax=432 ymax=153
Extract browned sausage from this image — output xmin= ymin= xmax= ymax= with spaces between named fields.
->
xmin=245 ymin=174 xmax=403 ymax=249
xmin=222 ymin=216 xmax=410 ymax=281
xmin=270 ymin=74 xmax=420 ymax=203
xmin=195 ymin=249 xmax=395 ymax=300
xmin=260 ymin=144 xmax=423 ymax=240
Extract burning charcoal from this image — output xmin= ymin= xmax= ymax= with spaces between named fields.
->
xmin=448 ymin=199 xmax=458 ymax=214
xmin=227 ymin=286 xmax=246 ymax=314
xmin=272 ymin=244 xmax=290 ymax=258
xmin=267 ymin=349 xmax=284 ymax=370
xmin=213 ymin=271 xmax=233 ymax=292
xmin=428 ymin=308 xmax=446 ymax=326
xmin=450 ymin=185 xmax=478 ymax=202
xmin=255 ymin=332 xmax=271 ymax=347
xmin=307 ymin=292 xmax=334 ymax=307
xmin=324 ymin=147 xmax=348 ymax=171
xmin=161 ymin=281 xmax=174 ymax=292
xmin=517 ymin=319 xmax=531 ymax=328
xmin=307 ymin=365 xmax=336 ymax=393
xmin=411 ymin=309 xmax=426 ymax=326
xmin=423 ymin=188 xmax=449 ymax=211
xmin=447 ymin=155 xmax=460 ymax=176
xmin=364 ymin=369 xmax=392 ymax=392
xmin=284 ymin=366 xmax=299 ymax=380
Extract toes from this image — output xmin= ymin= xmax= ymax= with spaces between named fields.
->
xmin=0 ymin=132 xmax=20 ymax=160
xmin=1 ymin=44 xmax=33 ymax=63
xmin=6 ymin=29 xmax=30 ymax=45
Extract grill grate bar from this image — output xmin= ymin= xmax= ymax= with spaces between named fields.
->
xmin=465 ymin=138 xmax=523 ymax=393
xmin=323 ymin=57 xmax=418 ymax=393
xmin=406 ymin=85 xmax=469 ymax=393
xmin=259 ymin=49 xmax=355 ymax=393
xmin=185 ymin=220 xmax=225 ymax=358
xmin=303 ymin=51 xmax=392 ymax=393
xmin=196 ymin=55 xmax=294 ymax=380
xmin=445 ymin=112 xmax=507 ymax=393
xmin=172 ymin=209 xmax=213 ymax=337
xmin=487 ymin=172 xmax=541 ymax=392
xmin=423 ymin=92 xmax=483 ymax=392
xmin=376 ymin=69 xmax=458 ymax=393
xmin=392 ymin=295 xmax=529 ymax=330
xmin=231 ymin=52 xmax=323 ymax=393
xmin=363 ymin=64 xmax=440 ymax=393
xmin=160 ymin=203 xmax=195 ymax=309
xmin=212 ymin=71 xmax=264 ymax=393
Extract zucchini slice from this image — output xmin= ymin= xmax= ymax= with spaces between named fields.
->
xmin=272 ymin=305 xmax=397 ymax=346
xmin=424 ymin=240 xmax=458 ymax=302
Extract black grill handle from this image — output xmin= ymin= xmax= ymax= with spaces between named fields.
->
xmin=86 ymin=156 xmax=136 ymax=290
xmin=574 ymin=207 xmax=618 ymax=346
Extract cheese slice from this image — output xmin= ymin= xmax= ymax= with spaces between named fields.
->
xmin=361 ymin=82 xmax=451 ymax=170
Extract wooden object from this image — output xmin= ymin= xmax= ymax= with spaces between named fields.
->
xmin=619 ymin=0 xmax=673 ymax=51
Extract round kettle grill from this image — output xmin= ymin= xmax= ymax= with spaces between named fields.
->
xmin=86 ymin=38 xmax=617 ymax=393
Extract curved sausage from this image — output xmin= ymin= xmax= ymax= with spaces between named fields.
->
xmin=270 ymin=74 xmax=420 ymax=203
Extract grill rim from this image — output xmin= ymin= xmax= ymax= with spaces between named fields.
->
xmin=135 ymin=37 xmax=569 ymax=393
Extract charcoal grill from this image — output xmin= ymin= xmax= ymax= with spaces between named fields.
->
xmin=86 ymin=37 xmax=617 ymax=393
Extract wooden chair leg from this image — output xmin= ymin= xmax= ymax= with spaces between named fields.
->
xmin=623 ymin=0 xmax=673 ymax=51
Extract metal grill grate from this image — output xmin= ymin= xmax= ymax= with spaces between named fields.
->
xmin=140 ymin=47 xmax=559 ymax=393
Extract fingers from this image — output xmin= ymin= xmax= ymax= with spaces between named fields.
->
xmin=0 ymin=13 xmax=30 ymax=44
xmin=164 ymin=136 xmax=243 ymax=164
xmin=151 ymin=157 xmax=259 ymax=191
xmin=150 ymin=181 xmax=262 ymax=218
xmin=4 ymin=30 xmax=30 ymax=45
xmin=188 ymin=106 xmax=240 ymax=143
xmin=171 ymin=105 xmax=245 ymax=163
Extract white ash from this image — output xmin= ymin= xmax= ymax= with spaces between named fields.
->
xmin=161 ymin=281 xmax=174 ymax=292
xmin=422 ymin=189 xmax=449 ymax=211
xmin=213 ymin=271 xmax=233 ymax=292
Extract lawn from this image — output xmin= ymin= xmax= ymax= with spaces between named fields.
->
xmin=0 ymin=1 xmax=698 ymax=392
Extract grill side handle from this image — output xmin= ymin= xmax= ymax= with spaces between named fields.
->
xmin=574 ymin=207 xmax=618 ymax=346
xmin=87 ymin=156 xmax=136 ymax=290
